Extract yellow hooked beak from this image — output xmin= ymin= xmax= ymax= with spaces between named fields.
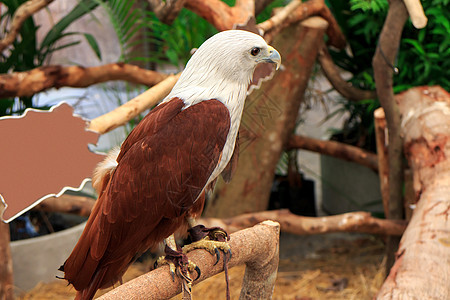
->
xmin=264 ymin=45 xmax=281 ymax=70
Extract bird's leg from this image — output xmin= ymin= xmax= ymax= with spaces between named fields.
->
xmin=183 ymin=217 xmax=231 ymax=263
xmin=154 ymin=234 xmax=200 ymax=297
xmin=183 ymin=217 xmax=232 ymax=300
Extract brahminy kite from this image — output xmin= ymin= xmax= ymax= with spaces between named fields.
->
xmin=59 ymin=30 xmax=281 ymax=300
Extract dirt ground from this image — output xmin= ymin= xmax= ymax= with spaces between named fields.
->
xmin=18 ymin=233 xmax=386 ymax=299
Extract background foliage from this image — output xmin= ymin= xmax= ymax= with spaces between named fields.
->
xmin=326 ymin=0 xmax=449 ymax=150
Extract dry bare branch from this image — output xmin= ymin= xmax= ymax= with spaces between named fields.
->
xmin=258 ymin=0 xmax=346 ymax=49
xmin=287 ymin=134 xmax=379 ymax=172
xmin=0 ymin=63 xmax=169 ymax=98
xmin=0 ymin=0 xmax=54 ymax=52
xmin=185 ymin=0 xmax=255 ymax=31
xmin=372 ymin=0 xmax=408 ymax=271
xmin=374 ymin=108 xmax=390 ymax=218
xmin=88 ymin=73 xmax=180 ymax=134
xmin=403 ymin=0 xmax=427 ymax=28
xmin=201 ymin=209 xmax=406 ymax=236
xmin=318 ymin=44 xmax=377 ymax=101
xmin=98 ymin=221 xmax=280 ymax=300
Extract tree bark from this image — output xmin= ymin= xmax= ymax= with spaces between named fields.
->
xmin=98 ymin=221 xmax=280 ymax=300
xmin=287 ymin=134 xmax=379 ymax=172
xmin=0 ymin=222 xmax=13 ymax=300
xmin=0 ymin=64 xmax=169 ymax=98
xmin=205 ymin=17 xmax=329 ymax=218
xmin=377 ymin=86 xmax=450 ymax=299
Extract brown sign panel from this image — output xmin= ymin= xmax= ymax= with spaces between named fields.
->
xmin=0 ymin=102 xmax=105 ymax=223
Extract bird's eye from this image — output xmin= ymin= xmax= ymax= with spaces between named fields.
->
xmin=250 ymin=47 xmax=260 ymax=56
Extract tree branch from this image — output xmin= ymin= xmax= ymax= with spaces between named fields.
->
xmin=258 ymin=0 xmax=346 ymax=49
xmin=0 ymin=0 xmax=55 ymax=53
xmin=33 ymin=194 xmax=95 ymax=216
xmin=201 ymin=209 xmax=406 ymax=236
xmin=287 ymin=134 xmax=379 ymax=172
xmin=377 ymin=86 xmax=450 ymax=299
xmin=372 ymin=0 xmax=409 ymax=272
xmin=255 ymin=0 xmax=275 ymax=15
xmin=372 ymin=0 xmax=407 ymax=221
xmin=185 ymin=0 xmax=255 ymax=31
xmin=0 ymin=63 xmax=169 ymax=98
xmin=374 ymin=108 xmax=390 ymax=218
xmin=34 ymin=195 xmax=406 ymax=236
xmin=318 ymin=43 xmax=377 ymax=101
xmin=146 ymin=0 xmax=187 ymax=24
xmin=98 ymin=221 xmax=280 ymax=300
xmin=88 ymin=73 xmax=180 ymax=134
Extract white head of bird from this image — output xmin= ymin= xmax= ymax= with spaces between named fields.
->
xmin=165 ymin=30 xmax=281 ymax=111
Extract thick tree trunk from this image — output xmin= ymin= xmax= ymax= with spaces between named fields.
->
xmin=377 ymin=86 xmax=450 ymax=299
xmin=205 ymin=17 xmax=328 ymax=217
xmin=0 ymin=222 xmax=13 ymax=300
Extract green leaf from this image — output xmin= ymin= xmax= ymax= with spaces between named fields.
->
xmin=40 ymin=0 xmax=98 ymax=53
xmin=84 ymin=33 xmax=102 ymax=60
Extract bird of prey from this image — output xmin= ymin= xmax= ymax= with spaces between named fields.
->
xmin=59 ymin=30 xmax=281 ymax=300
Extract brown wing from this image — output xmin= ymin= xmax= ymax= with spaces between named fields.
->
xmin=62 ymin=98 xmax=231 ymax=298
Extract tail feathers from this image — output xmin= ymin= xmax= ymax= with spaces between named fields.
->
xmin=92 ymin=147 xmax=120 ymax=196
xmin=74 ymin=267 xmax=108 ymax=300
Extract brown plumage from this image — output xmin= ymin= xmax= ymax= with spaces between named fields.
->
xmin=61 ymin=98 xmax=231 ymax=299
xmin=60 ymin=30 xmax=281 ymax=300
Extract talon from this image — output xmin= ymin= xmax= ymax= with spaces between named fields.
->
xmin=228 ymin=248 xmax=232 ymax=260
xmin=214 ymin=247 xmax=221 ymax=265
xmin=194 ymin=265 xmax=201 ymax=280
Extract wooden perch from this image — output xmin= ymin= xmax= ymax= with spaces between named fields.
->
xmin=318 ymin=43 xmax=377 ymax=101
xmin=287 ymin=134 xmax=379 ymax=172
xmin=201 ymin=209 xmax=406 ymax=236
xmin=88 ymin=73 xmax=180 ymax=134
xmin=0 ymin=63 xmax=169 ymax=98
xmin=185 ymin=0 xmax=255 ymax=31
xmin=377 ymin=86 xmax=450 ymax=299
xmin=98 ymin=221 xmax=280 ymax=300
xmin=0 ymin=0 xmax=54 ymax=52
